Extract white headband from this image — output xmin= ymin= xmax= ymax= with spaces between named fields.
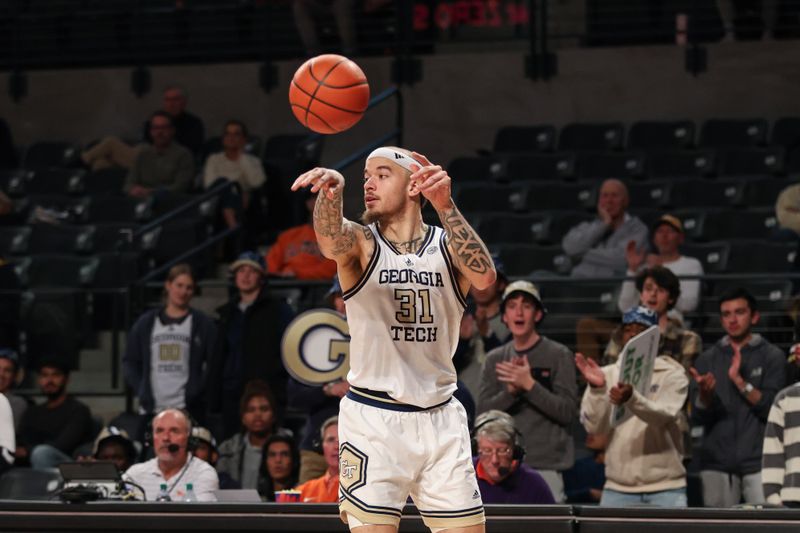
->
xmin=366 ymin=147 xmax=420 ymax=173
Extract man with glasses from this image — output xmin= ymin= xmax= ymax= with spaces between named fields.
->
xmin=473 ymin=410 xmax=554 ymax=504
xmin=125 ymin=111 xmax=195 ymax=198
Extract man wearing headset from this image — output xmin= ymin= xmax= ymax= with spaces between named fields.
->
xmin=124 ymin=408 xmax=219 ymax=501
xmin=472 ymin=410 xmax=554 ymax=504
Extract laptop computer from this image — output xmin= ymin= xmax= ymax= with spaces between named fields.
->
xmin=58 ymin=461 xmax=122 ymax=499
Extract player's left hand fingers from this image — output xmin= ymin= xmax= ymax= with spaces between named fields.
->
xmin=411 ymin=165 xmax=442 ymax=184
xmin=418 ymin=171 xmax=448 ymax=190
xmin=411 ymin=151 xmax=433 ymax=167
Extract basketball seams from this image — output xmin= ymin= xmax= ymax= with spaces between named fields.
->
xmin=304 ymin=57 xmax=345 ymax=127
xmin=291 ymin=79 xmax=367 ymax=115
xmin=288 ymin=54 xmax=369 ymax=134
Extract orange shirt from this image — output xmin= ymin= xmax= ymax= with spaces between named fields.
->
xmin=265 ymin=223 xmax=337 ymax=280
xmin=297 ymin=470 xmax=339 ymax=503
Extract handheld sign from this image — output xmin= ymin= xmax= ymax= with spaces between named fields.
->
xmin=281 ymin=309 xmax=350 ymax=386
xmin=610 ymin=325 xmax=660 ymax=427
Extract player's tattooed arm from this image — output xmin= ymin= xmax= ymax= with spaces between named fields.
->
xmin=437 ymin=202 xmax=497 ymax=289
xmin=313 ymin=187 xmax=358 ymax=257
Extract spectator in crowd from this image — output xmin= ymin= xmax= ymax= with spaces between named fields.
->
xmin=0 ymin=348 xmax=26 ymax=431
xmin=690 ymin=288 xmax=786 ymax=507
xmin=288 ymin=375 xmax=346 ymax=484
xmin=472 ymin=410 xmax=555 ymax=504
xmin=91 ymin=426 xmax=138 ymax=473
xmin=0 ymin=393 xmax=15 ymax=477
xmin=577 ymin=306 xmax=689 ymax=507
xmin=216 ymin=379 xmax=290 ymax=490
xmin=455 ymin=256 xmax=510 ymax=399
xmin=327 ymin=275 xmax=346 ymax=314
xmin=266 ymin=190 xmax=337 ymax=280
xmin=563 ymin=433 xmax=607 ymax=504
xmin=717 ymin=0 xmax=777 ymax=41
xmin=124 ymin=408 xmax=218 ymax=502
xmin=295 ymin=416 xmax=339 ymax=503
xmin=209 ymin=252 xmax=294 ymax=439
xmin=17 ymin=360 xmax=93 ymax=469
xmin=562 ymin=178 xmax=648 ymax=278
xmin=567 ymin=179 xmax=648 ymax=360
xmin=258 ymin=434 xmax=301 ymax=501
xmin=618 ymin=214 xmax=703 ymax=320
xmin=203 ymin=120 xmax=266 ymax=230
xmin=81 ymin=87 xmax=205 ymax=171
xmin=190 ymin=426 xmax=239 ymax=490
xmin=123 ymin=264 xmax=216 ymax=425
xmin=288 ymin=277 xmax=347 ymax=484
xmin=478 ymin=280 xmax=577 ymax=502
xmin=777 ymin=182 xmax=800 ymax=237
xmin=763 ymin=379 xmax=800 ymax=506
xmin=605 ymin=266 xmax=702 ymax=372
xmin=143 ymin=86 xmax=205 ymax=157
xmin=125 ymin=111 xmax=195 ymax=198
xmin=293 ymin=0 xmax=357 ymax=56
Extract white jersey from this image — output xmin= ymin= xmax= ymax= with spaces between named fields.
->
xmin=150 ymin=313 xmax=192 ymax=410
xmin=343 ymin=223 xmax=467 ymax=408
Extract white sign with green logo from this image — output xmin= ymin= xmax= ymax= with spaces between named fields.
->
xmin=611 ymin=325 xmax=660 ymax=427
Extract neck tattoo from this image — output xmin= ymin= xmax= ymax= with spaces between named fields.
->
xmin=383 ymin=224 xmax=427 ymax=254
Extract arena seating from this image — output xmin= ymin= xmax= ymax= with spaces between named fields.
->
xmin=445 ymin=117 xmax=800 ymax=348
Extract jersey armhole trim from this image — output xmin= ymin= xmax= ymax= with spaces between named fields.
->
xmin=439 ymin=231 xmax=468 ymax=309
xmin=415 ymin=225 xmax=436 ymax=257
xmin=342 ymin=228 xmax=381 ymax=301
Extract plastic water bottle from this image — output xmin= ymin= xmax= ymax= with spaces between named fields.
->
xmin=156 ymin=483 xmax=171 ymax=502
xmin=183 ymin=483 xmax=197 ymax=502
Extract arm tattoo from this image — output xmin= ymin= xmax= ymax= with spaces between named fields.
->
xmin=313 ymin=188 xmax=356 ymax=256
xmin=437 ymin=205 xmax=493 ymax=275
xmin=313 ymin=189 xmax=344 ymax=238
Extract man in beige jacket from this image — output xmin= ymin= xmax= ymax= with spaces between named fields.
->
xmin=576 ymin=305 xmax=689 ymax=507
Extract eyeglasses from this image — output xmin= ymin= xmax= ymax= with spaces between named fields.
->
xmin=477 ymin=448 xmax=513 ymax=458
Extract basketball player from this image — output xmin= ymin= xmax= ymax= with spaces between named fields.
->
xmin=291 ymin=147 xmax=496 ymax=533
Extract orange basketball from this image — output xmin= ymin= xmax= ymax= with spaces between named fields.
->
xmin=289 ymin=54 xmax=370 ymax=135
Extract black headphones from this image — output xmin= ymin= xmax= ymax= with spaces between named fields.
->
xmin=471 ymin=416 xmax=526 ymax=463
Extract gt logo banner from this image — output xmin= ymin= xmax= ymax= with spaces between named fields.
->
xmin=281 ymin=309 xmax=351 ymax=386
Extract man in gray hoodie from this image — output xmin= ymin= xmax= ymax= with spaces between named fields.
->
xmin=690 ymin=287 xmax=786 ymax=507
xmin=478 ymin=280 xmax=577 ymax=502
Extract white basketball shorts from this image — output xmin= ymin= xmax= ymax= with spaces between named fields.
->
xmin=337 ymin=390 xmax=485 ymax=530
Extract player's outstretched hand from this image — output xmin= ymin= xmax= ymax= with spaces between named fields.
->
xmin=575 ymin=353 xmax=606 ymax=388
xmin=409 ymin=151 xmax=452 ymax=211
xmin=291 ymin=167 xmax=345 ymax=200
